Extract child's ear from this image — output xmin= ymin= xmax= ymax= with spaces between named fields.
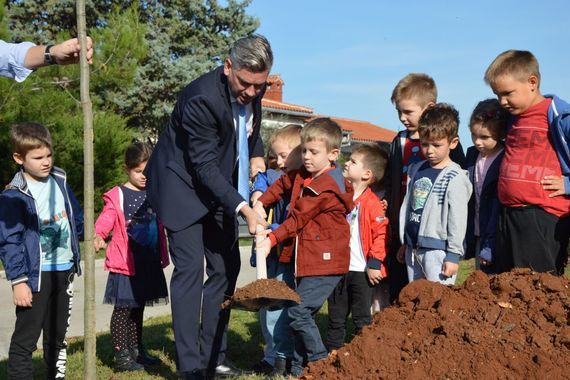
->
xmin=449 ymin=137 xmax=459 ymax=149
xmin=528 ymin=75 xmax=539 ymax=92
xmin=329 ymin=148 xmax=340 ymax=162
xmin=423 ymin=101 xmax=436 ymax=111
xmin=12 ymin=152 xmax=24 ymax=165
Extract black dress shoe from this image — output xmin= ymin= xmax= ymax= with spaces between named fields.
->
xmin=213 ymin=359 xmax=250 ymax=378
xmin=185 ymin=369 xmax=204 ymax=380
xmin=252 ymin=359 xmax=274 ymax=375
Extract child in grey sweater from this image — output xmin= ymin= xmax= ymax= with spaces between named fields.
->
xmin=398 ymin=104 xmax=472 ymax=285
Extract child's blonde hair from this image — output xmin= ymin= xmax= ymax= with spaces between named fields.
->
xmin=484 ymin=50 xmax=541 ymax=87
xmin=301 ymin=118 xmax=342 ymax=151
xmin=469 ymin=99 xmax=509 ymax=140
xmin=351 ymin=143 xmax=388 ymax=183
xmin=270 ymin=124 xmax=302 ymax=148
xmin=10 ymin=122 xmax=52 ymax=156
xmin=418 ymin=103 xmax=459 ymax=142
xmin=391 ymin=73 xmax=437 ymax=108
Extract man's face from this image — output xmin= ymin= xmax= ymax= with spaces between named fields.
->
xmin=491 ymin=74 xmax=539 ymax=115
xmin=13 ymin=146 xmax=53 ymax=181
xmin=224 ymin=58 xmax=269 ymax=105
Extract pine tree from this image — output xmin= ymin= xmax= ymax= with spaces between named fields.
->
xmin=5 ymin=0 xmax=259 ymax=135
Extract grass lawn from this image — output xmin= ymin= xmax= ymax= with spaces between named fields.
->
xmin=1 ymin=260 xmax=569 ymax=379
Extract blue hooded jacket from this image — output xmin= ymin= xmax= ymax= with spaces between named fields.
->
xmin=546 ymin=95 xmax=570 ymax=194
xmin=0 ymin=167 xmax=83 ymax=292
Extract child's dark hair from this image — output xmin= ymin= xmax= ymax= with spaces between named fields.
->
xmin=418 ymin=103 xmax=459 ymax=142
xmin=469 ymin=99 xmax=509 ymax=140
xmin=125 ymin=142 xmax=153 ymax=169
xmin=351 ymin=143 xmax=388 ymax=182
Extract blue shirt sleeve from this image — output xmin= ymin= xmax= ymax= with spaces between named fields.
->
xmin=0 ymin=40 xmax=35 ymax=82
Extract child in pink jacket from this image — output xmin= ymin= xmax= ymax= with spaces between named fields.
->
xmin=94 ymin=142 xmax=169 ymax=373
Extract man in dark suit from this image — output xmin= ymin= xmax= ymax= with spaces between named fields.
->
xmin=144 ymin=35 xmax=272 ymax=379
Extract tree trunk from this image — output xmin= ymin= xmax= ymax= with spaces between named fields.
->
xmin=76 ymin=0 xmax=96 ymax=378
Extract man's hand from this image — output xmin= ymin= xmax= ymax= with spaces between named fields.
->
xmin=250 ymin=156 xmax=266 ymax=179
xmin=542 ymin=175 xmax=566 ymax=197
xmin=255 ymin=227 xmax=272 ymax=258
xmin=441 ymin=261 xmax=459 ymax=278
xmin=396 ymin=245 xmax=407 ymax=264
xmin=241 ymin=204 xmax=268 ymax=235
xmin=13 ymin=283 xmax=33 ymax=307
xmin=94 ymin=234 xmax=107 ymax=251
xmin=367 ymin=268 xmax=383 ymax=285
xmin=51 ymin=37 xmax=94 ymax=65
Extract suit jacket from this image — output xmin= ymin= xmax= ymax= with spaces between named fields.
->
xmin=145 ymin=66 xmax=265 ymax=232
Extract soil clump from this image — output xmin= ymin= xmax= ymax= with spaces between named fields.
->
xmin=304 ymin=269 xmax=570 ymax=379
xmin=222 ymin=278 xmax=301 ymax=310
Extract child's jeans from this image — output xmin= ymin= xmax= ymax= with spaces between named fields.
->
xmin=405 ymin=246 xmax=456 ymax=285
xmin=8 ymin=269 xmax=75 ymax=379
xmin=288 ymin=275 xmax=342 ymax=376
xmin=260 ymin=255 xmax=295 ymax=364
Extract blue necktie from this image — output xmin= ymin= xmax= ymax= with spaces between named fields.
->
xmin=237 ymin=105 xmax=249 ymax=201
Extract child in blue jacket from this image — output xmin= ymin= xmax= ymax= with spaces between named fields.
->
xmin=0 ymin=123 xmax=83 ymax=379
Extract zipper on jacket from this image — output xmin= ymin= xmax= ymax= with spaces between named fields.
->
xmin=16 ymin=186 xmax=44 ymax=292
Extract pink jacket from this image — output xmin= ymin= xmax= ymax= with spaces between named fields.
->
xmin=95 ymin=186 xmax=169 ymax=276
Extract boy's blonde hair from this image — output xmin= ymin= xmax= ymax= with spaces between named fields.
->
xmin=10 ymin=122 xmax=52 ymax=156
xmin=391 ymin=73 xmax=437 ymax=108
xmin=484 ymin=50 xmax=541 ymax=87
xmin=351 ymin=143 xmax=388 ymax=183
xmin=469 ymin=99 xmax=509 ymax=140
xmin=301 ymin=118 xmax=342 ymax=151
xmin=418 ymin=103 xmax=459 ymax=142
xmin=270 ymin=124 xmax=302 ymax=148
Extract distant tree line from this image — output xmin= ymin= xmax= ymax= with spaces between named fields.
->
xmin=0 ymin=0 xmax=258 ymax=210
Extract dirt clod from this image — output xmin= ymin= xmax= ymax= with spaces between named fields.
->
xmin=222 ymin=278 xmax=301 ymax=309
xmin=303 ymin=269 xmax=570 ymax=379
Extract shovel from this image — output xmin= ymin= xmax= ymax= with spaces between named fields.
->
xmin=229 ymin=224 xmax=300 ymax=311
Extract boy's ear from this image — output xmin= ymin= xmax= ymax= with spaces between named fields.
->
xmin=449 ymin=137 xmax=459 ymax=149
xmin=423 ymin=101 xmax=436 ymax=111
xmin=12 ymin=152 xmax=24 ymax=165
xmin=328 ymin=148 xmax=340 ymax=162
xmin=528 ymin=75 xmax=539 ymax=91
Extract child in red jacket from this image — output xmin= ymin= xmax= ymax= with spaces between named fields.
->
xmin=255 ymin=118 xmax=353 ymax=377
xmin=94 ymin=142 xmax=169 ymax=373
xmin=325 ymin=143 xmax=389 ymax=351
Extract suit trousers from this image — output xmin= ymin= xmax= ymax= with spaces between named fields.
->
xmin=167 ymin=208 xmax=240 ymax=374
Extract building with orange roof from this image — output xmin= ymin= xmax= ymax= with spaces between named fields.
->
xmin=262 ymin=74 xmax=396 ymax=151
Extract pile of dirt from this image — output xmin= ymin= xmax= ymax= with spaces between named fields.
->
xmin=222 ymin=278 xmax=301 ymax=310
xmin=304 ymin=269 xmax=570 ymax=379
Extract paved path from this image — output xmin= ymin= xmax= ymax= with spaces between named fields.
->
xmin=0 ymin=245 xmax=256 ymax=360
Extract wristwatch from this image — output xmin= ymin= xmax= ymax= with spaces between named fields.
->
xmin=44 ymin=45 xmax=55 ymax=65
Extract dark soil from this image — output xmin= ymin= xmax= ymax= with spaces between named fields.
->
xmin=222 ymin=278 xmax=301 ymax=310
xmin=303 ymin=269 xmax=570 ymax=379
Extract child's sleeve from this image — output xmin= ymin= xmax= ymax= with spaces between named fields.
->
xmin=94 ymin=194 xmax=117 ymax=240
xmin=270 ymin=192 xmax=332 ymax=246
xmin=366 ymin=202 xmax=389 ymax=270
xmin=0 ymin=194 xmax=31 ymax=285
xmin=445 ymin=172 xmax=473 ymax=263
xmin=258 ymin=170 xmax=295 ymax=208
xmin=252 ymin=172 xmax=269 ymax=193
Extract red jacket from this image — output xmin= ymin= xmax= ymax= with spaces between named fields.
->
xmin=353 ymin=187 xmax=389 ymax=279
xmin=259 ymin=166 xmax=353 ymax=277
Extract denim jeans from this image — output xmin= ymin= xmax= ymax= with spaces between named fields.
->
xmin=288 ymin=275 xmax=342 ymax=376
xmin=260 ymin=255 xmax=295 ymax=364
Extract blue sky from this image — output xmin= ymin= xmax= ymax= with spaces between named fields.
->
xmin=246 ymin=0 xmax=570 ymax=147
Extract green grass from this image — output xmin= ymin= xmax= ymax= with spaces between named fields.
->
xmin=1 ymin=259 xmax=569 ymax=379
